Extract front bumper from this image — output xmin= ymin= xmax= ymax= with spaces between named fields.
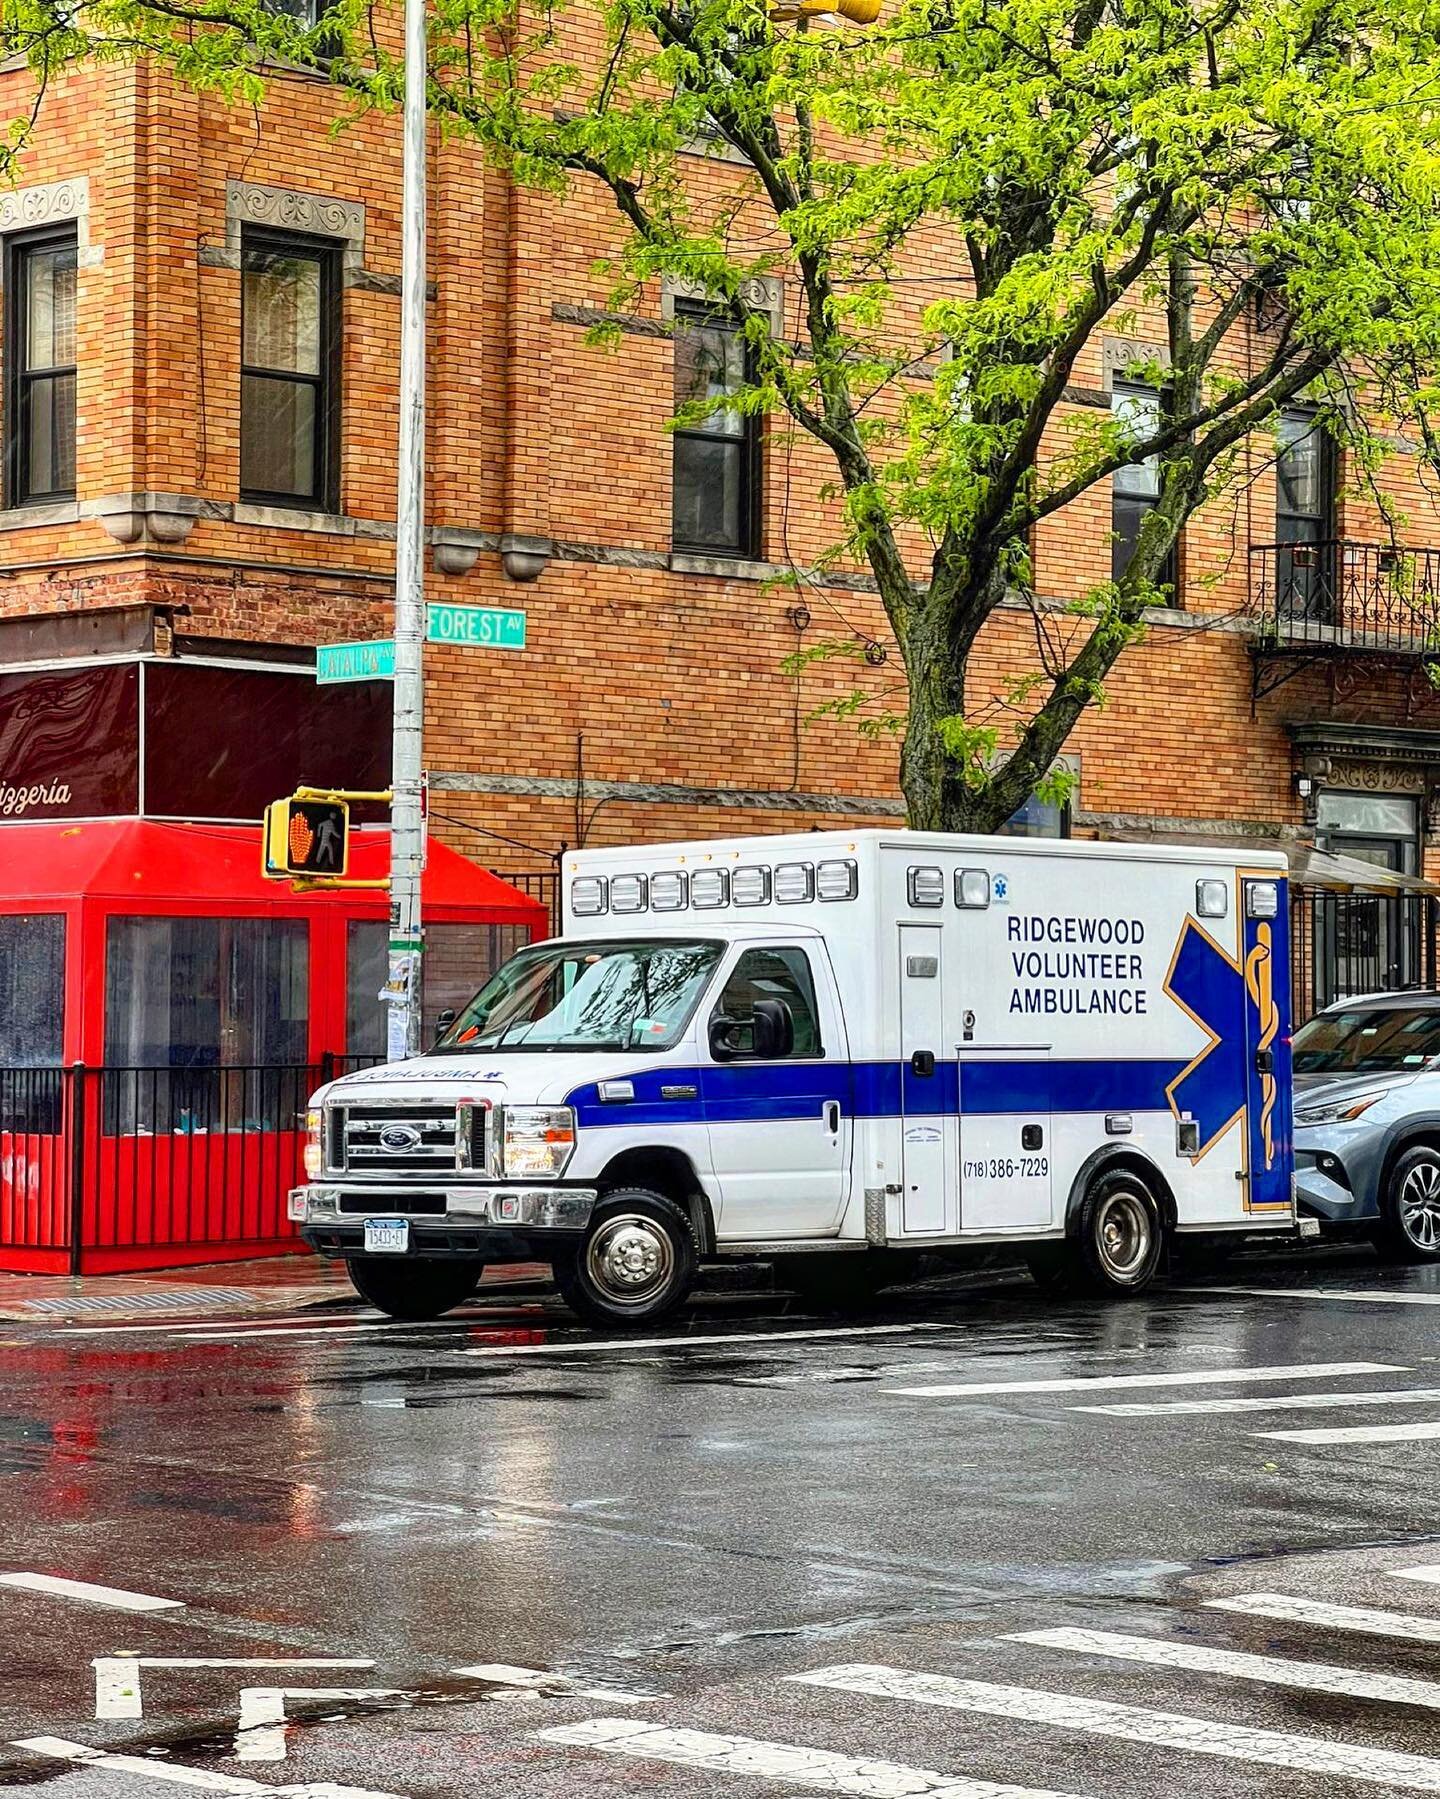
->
xmin=291 ymin=1182 xmax=598 ymax=1233
xmin=1293 ymin=1130 xmax=1381 ymax=1225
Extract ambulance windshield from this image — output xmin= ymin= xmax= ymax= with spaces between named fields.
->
xmin=437 ymin=938 xmax=723 ymax=1053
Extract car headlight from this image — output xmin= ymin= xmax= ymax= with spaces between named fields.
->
xmin=502 ymin=1106 xmax=577 ymax=1179
xmin=303 ymin=1108 xmax=324 ymax=1178
xmin=1294 ymin=1090 xmax=1388 ymax=1128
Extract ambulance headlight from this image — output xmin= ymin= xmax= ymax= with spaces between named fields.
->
xmin=502 ymin=1106 xmax=576 ymax=1178
xmin=1247 ymin=881 xmax=1280 ymax=920
xmin=956 ymin=868 xmax=991 ymax=909
xmin=303 ymin=1109 xmax=324 ymax=1178
xmin=1196 ymin=879 xmax=1228 ymax=919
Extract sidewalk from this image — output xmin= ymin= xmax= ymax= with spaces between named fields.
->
xmin=0 ymin=1254 xmax=557 ymax=1325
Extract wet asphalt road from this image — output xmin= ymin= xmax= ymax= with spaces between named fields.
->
xmin=3 ymin=1248 xmax=1440 ymax=1797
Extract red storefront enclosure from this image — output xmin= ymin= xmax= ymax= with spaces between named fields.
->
xmin=0 ymin=819 xmax=547 ymax=1274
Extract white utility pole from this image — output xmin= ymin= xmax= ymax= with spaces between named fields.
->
xmin=387 ymin=0 xmax=429 ymax=1060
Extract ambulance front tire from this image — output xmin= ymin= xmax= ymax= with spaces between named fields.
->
xmin=345 ymin=1254 xmax=485 ymax=1320
xmin=553 ymin=1188 xmax=698 ymax=1328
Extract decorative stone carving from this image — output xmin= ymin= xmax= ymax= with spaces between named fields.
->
xmin=85 ymin=492 xmax=202 ymax=545
xmin=1323 ymin=758 xmax=1428 ymax=794
xmin=0 ymin=178 xmax=98 ymax=267
xmin=500 ymin=533 xmax=552 ymax=582
xmin=1102 ymin=334 xmax=1170 ymax=390
xmin=660 ymin=272 xmax=785 ymax=337
xmin=224 ymin=181 xmax=365 ymax=281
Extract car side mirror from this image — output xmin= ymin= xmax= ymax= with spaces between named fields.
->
xmin=434 ymin=1008 xmax=457 ymax=1043
xmin=752 ymin=998 xmax=795 ymax=1059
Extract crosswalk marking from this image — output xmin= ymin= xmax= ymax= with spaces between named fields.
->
xmin=1074 ymin=1388 xmax=1440 ymax=1417
xmin=1390 ymin=1568 xmax=1440 ymax=1589
xmin=0 ymin=1571 xmax=182 ymax=1612
xmin=1253 ymin=1421 xmax=1440 ymax=1445
xmin=788 ymin=1664 xmax=1440 ymax=1789
xmin=11 ymin=1735 xmax=407 ymax=1797
xmin=1009 ymin=1627 xmax=1440 ymax=1710
xmin=1204 ymin=1594 xmax=1440 ymax=1644
xmin=1180 ymin=1287 xmax=1440 ymax=1307
xmin=450 ymin=1662 xmax=656 ymax=1702
xmin=884 ymin=1361 xmax=1404 ymax=1398
xmin=536 ymin=1718 xmax=1091 ymax=1798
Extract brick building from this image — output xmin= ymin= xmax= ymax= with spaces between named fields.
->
xmin=1 ymin=48 xmax=1438 ymax=1023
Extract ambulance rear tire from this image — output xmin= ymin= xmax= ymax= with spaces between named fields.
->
xmin=1074 ymin=1168 xmax=1165 ymax=1294
xmin=346 ymin=1254 xmax=485 ymax=1320
xmin=554 ymin=1188 xmax=698 ymax=1328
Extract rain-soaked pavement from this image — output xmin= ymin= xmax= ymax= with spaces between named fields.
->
xmin=2 ymin=1245 xmax=1440 ymax=1797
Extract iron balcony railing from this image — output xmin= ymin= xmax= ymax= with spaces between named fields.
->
xmin=1251 ymin=540 xmax=1440 ymax=656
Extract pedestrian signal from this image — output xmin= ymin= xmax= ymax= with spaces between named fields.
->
xmin=264 ymin=797 xmax=350 ymax=878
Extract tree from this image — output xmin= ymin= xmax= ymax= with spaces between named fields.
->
xmin=11 ymin=0 xmax=1440 ymax=827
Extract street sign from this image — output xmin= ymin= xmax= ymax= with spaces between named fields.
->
xmin=317 ymin=640 xmax=396 ymax=683
xmin=426 ymin=603 xmax=526 ymax=650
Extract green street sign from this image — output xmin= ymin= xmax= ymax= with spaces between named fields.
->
xmin=426 ymin=603 xmax=527 ymax=651
xmin=316 ymin=640 xmax=396 ymax=683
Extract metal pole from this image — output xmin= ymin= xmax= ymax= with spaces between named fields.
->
xmin=387 ymin=0 xmax=428 ymax=1061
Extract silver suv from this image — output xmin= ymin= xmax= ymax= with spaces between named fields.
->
xmin=1293 ymin=992 xmax=1440 ymax=1260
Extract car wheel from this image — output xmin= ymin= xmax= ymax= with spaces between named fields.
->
xmin=554 ymin=1188 xmax=698 ymax=1328
xmin=1073 ymin=1167 xmax=1165 ymax=1294
xmin=346 ymin=1255 xmax=485 ymax=1320
xmin=1378 ymin=1146 xmax=1440 ymax=1262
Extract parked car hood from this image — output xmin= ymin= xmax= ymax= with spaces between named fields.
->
xmin=1293 ymin=1067 xmax=1421 ymax=1103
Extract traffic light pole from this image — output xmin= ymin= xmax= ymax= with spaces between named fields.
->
xmin=387 ymin=0 xmax=428 ymax=1061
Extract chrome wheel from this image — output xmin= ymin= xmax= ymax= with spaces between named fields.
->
xmin=1093 ymin=1187 xmax=1153 ymax=1283
xmin=1399 ymin=1159 xmax=1440 ymax=1250
xmin=584 ymin=1213 xmax=676 ymax=1309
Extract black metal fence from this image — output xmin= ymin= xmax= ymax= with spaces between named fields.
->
xmin=0 ymin=1056 xmax=380 ymax=1273
xmin=1291 ymin=890 xmax=1440 ymax=1024
xmin=1252 ymin=540 xmax=1440 ymax=655
xmin=506 ymin=870 xmax=560 ymax=932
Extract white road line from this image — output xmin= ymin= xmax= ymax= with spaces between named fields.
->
xmin=464 ymin=1323 xmax=947 ymax=1358
xmin=94 ymin=1655 xmax=376 ymax=1720
xmin=1205 ymin=1594 xmax=1440 ymax=1644
xmin=10 ymin=1736 xmax=408 ymax=1797
xmin=234 ymin=1686 xmax=401 ymax=1761
xmin=884 ymin=1361 xmax=1404 ymax=1398
xmin=450 ymin=1661 xmax=657 ymax=1702
xmin=0 ymin=1571 xmax=182 ymax=1612
xmin=788 ymin=1664 xmax=1440 ymax=1790
xmin=1254 ymin=1421 xmax=1440 ymax=1444
xmin=1009 ymin=1627 xmax=1440 ymax=1711
xmin=1393 ymin=1568 xmax=1440 ymax=1588
xmin=1074 ymin=1388 xmax=1440 ymax=1417
xmin=536 ymin=1718 xmax=1092 ymax=1799
xmin=1179 ymin=1286 xmax=1440 ymax=1306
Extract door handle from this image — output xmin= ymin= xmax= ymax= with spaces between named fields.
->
xmin=1255 ymin=1048 xmax=1275 ymax=1075
xmin=823 ymin=1101 xmax=841 ymax=1133
xmin=910 ymin=1050 xmax=936 ymax=1077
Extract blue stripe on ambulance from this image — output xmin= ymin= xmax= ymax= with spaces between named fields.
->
xmin=565 ymin=1058 xmax=1191 ymax=1128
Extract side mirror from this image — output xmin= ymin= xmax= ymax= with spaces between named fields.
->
xmin=751 ymin=998 xmax=795 ymax=1059
xmin=434 ymin=1008 xmax=457 ymax=1043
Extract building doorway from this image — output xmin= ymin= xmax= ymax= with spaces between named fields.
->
xmin=1314 ymin=791 xmax=1421 ymax=999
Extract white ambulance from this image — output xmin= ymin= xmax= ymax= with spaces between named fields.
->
xmin=293 ymin=829 xmax=1301 ymax=1326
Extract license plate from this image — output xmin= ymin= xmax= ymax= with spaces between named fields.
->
xmin=364 ymin=1218 xmax=410 ymax=1254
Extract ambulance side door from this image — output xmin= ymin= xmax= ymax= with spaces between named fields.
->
xmin=701 ymin=942 xmax=851 ymax=1239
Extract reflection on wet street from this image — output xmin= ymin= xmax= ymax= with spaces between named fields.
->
xmin=3 ymin=1244 xmax=1440 ymax=1796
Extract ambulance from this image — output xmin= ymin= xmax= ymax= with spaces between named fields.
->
xmin=292 ymin=829 xmax=1302 ymax=1326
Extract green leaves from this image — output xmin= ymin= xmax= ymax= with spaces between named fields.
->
xmin=18 ymin=0 xmax=1440 ymax=827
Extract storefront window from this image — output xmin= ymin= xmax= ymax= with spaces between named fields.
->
xmin=104 ymin=918 xmax=309 ymax=1132
xmin=347 ymin=919 xmax=532 ymax=1056
xmin=0 ymin=913 xmax=64 ymax=1067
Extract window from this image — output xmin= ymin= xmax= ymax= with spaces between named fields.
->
xmin=0 ymin=913 xmax=64 ymax=1065
xmin=1273 ymin=408 xmax=1335 ymax=621
xmin=241 ymin=231 xmax=340 ymax=509
xmin=6 ymin=228 xmax=77 ymax=506
xmin=438 ymin=938 xmax=722 ymax=1054
xmin=709 ymin=947 xmax=822 ymax=1058
xmin=1111 ymin=382 xmax=1176 ymax=593
xmin=672 ymin=302 xmax=758 ymax=555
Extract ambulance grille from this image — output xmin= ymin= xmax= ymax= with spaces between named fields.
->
xmin=333 ymin=1105 xmax=483 ymax=1176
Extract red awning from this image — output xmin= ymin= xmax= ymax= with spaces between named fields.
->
xmin=0 ymin=818 xmax=545 ymax=923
